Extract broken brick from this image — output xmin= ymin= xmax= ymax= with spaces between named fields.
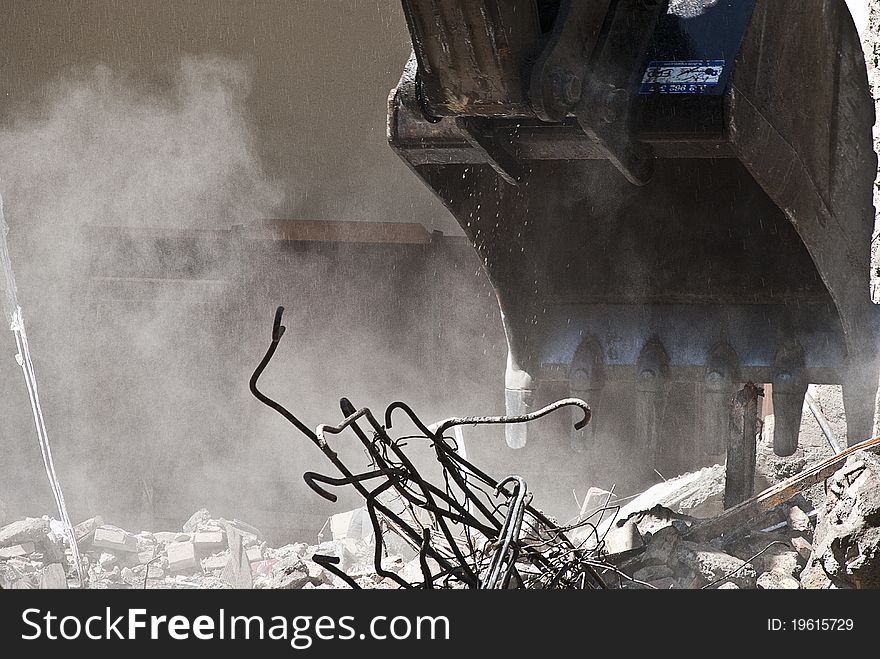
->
xmin=92 ymin=527 xmax=138 ymax=554
xmin=194 ymin=530 xmax=225 ymax=552
xmin=0 ymin=518 xmax=48 ymax=547
xmin=166 ymin=541 xmax=198 ymax=573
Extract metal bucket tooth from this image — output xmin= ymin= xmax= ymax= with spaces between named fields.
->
xmin=771 ymin=344 xmax=807 ymax=457
xmin=568 ymin=336 xmax=605 ymax=453
xmin=702 ymin=343 xmax=741 ymax=457
xmin=634 ymin=339 xmax=670 ymax=469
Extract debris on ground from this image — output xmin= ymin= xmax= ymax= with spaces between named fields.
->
xmin=5 ymin=317 xmax=880 ymax=590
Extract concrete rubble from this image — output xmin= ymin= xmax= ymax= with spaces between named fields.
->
xmin=4 ymin=433 xmax=880 ymax=590
xmin=2 ymin=443 xmax=875 ymax=590
xmin=4 ymin=396 xmax=880 ymax=590
xmin=0 ymin=507 xmax=389 ymax=590
xmin=589 ymin=425 xmax=880 ymax=589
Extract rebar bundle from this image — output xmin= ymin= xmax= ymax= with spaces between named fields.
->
xmin=250 ymin=306 xmax=618 ymax=589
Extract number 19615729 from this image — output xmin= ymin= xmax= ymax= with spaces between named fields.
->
xmin=768 ymin=619 xmax=854 ymax=631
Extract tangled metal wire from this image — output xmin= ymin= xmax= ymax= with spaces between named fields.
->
xmin=250 ymin=306 xmax=615 ymax=589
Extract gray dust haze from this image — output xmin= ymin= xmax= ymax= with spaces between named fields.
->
xmin=0 ymin=48 xmax=507 ymax=541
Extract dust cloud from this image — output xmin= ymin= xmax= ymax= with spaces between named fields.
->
xmin=0 ymin=55 xmax=507 ymax=541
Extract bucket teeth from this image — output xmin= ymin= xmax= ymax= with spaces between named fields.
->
xmin=771 ymin=343 xmax=807 ymax=457
xmin=702 ymin=344 xmax=741 ymax=456
xmin=569 ymin=337 xmax=604 ymax=453
xmin=504 ymin=388 xmax=534 ymax=449
xmin=635 ymin=339 xmax=670 ymax=468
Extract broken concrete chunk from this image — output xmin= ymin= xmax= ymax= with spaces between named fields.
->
xmin=757 ymin=570 xmax=800 ymax=589
xmin=579 ymin=487 xmax=617 ymax=518
xmin=640 ymin=525 xmax=681 ymax=567
xmin=0 ymin=542 xmax=36 ymax=558
xmin=153 ymin=532 xmax=181 ymax=545
xmin=137 ymin=549 xmax=156 ymax=565
xmin=328 ymin=508 xmax=374 ymax=541
xmin=166 ymin=542 xmax=198 ymax=573
xmin=811 ymin=454 xmax=880 ymax=588
xmin=245 ymin=546 xmax=263 ymax=563
xmin=0 ymin=518 xmax=49 ymax=547
xmin=73 ymin=517 xmax=103 ymax=546
xmin=786 ymin=505 xmax=812 ymax=534
xmin=221 ymin=525 xmax=253 ymax=589
xmin=601 ymin=465 xmax=726 ymax=535
xmin=273 ymin=543 xmax=308 ymax=559
xmin=632 ymin=564 xmax=674 ymax=583
xmin=193 ymin=530 xmax=226 ymax=552
xmin=98 ymin=552 xmax=118 ymax=570
xmin=791 ymin=536 xmax=812 ymax=561
xmin=223 ymin=518 xmax=264 ymax=542
xmin=269 ymin=554 xmax=314 ymax=589
xmin=629 ymin=505 xmax=696 ymax=537
xmin=202 ymin=554 xmax=229 ymax=572
xmin=717 ymin=582 xmax=739 ymax=589
xmin=182 ymin=509 xmax=211 ymax=534
xmin=676 ymin=541 xmax=757 ymax=588
xmin=799 ymin=560 xmax=831 ymax=589
xmin=92 ymin=527 xmax=138 ymax=554
xmin=604 ymin=520 xmax=644 ymax=557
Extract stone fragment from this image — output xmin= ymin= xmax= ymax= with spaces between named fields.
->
xmin=73 ymin=517 xmax=103 ymax=546
xmin=675 ymin=540 xmax=757 ymax=588
xmin=98 ymin=553 xmax=117 ymax=570
xmin=640 ymin=525 xmax=681 ymax=567
xmin=202 ymin=554 xmax=229 ymax=572
xmin=604 ymin=520 xmax=644 ymax=556
xmin=786 ymin=505 xmax=812 ymax=534
xmin=811 ymin=455 xmax=880 ymax=588
xmin=757 ymin=570 xmax=800 ymax=589
xmin=182 ymin=509 xmax=211 ymax=534
xmin=221 ymin=525 xmax=253 ymax=588
xmin=153 ymin=532 xmax=181 ymax=544
xmin=0 ymin=518 xmax=49 ymax=547
xmin=194 ymin=530 xmax=226 ymax=552
xmin=167 ymin=542 xmax=198 ymax=573
xmin=92 ymin=527 xmax=138 ymax=554
xmin=791 ymin=536 xmax=812 ymax=561
xmin=632 ymin=564 xmax=673 ymax=582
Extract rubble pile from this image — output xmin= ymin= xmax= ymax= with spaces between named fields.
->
xmin=0 ymin=508 xmax=394 ymax=590
xmin=4 ymin=438 xmax=880 ymax=590
xmin=5 ymin=309 xmax=880 ymax=590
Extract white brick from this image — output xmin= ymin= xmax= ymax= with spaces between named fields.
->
xmin=193 ymin=530 xmax=225 ymax=552
xmin=166 ymin=541 xmax=197 ymax=572
xmin=92 ymin=527 xmax=138 ymax=553
xmin=202 ymin=554 xmax=229 ymax=571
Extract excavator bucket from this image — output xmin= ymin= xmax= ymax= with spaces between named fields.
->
xmin=389 ymin=0 xmax=878 ymax=495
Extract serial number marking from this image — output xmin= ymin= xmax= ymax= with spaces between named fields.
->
xmin=768 ymin=618 xmax=854 ymax=631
